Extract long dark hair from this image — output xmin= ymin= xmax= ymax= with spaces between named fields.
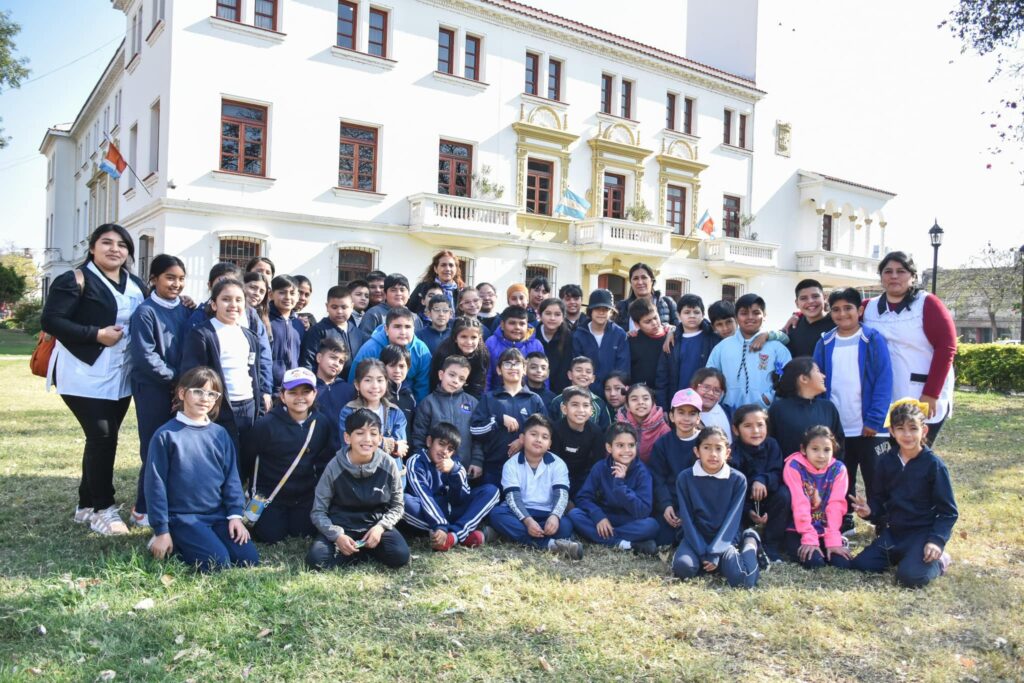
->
xmin=774 ymin=357 xmax=817 ymax=399
xmin=243 ymin=271 xmax=272 ymax=341
xmin=537 ymin=297 xmax=571 ymax=354
xmin=83 ymin=224 xmax=135 ymax=269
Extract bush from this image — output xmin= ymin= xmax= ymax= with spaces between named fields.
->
xmin=954 ymin=343 xmax=1024 ymax=393
xmin=10 ymin=299 xmax=42 ymax=336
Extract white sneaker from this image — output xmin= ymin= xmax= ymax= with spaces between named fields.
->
xmin=90 ymin=506 xmax=129 ymax=536
xmin=131 ymin=508 xmax=150 ymax=528
xmin=73 ymin=507 xmax=94 ymax=524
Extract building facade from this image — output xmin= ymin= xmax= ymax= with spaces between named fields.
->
xmin=40 ymin=0 xmax=894 ymax=324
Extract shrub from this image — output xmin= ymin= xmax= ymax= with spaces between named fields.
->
xmin=954 ymin=343 xmax=1024 ymax=393
xmin=10 ymin=299 xmax=42 ymax=336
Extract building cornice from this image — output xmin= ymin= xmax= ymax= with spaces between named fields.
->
xmin=68 ymin=41 xmax=126 ymax=139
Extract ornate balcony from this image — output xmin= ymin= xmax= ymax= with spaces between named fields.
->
xmin=573 ymin=217 xmax=672 ymax=257
xmin=699 ymin=236 xmax=779 ymax=274
xmin=407 ymin=193 xmax=518 ymax=244
xmin=796 ymin=249 xmax=879 ymax=285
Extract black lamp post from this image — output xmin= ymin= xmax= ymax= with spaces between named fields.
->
xmin=928 ymin=220 xmax=944 ymax=294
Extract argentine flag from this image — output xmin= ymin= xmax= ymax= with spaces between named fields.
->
xmin=554 ymin=187 xmax=590 ymax=220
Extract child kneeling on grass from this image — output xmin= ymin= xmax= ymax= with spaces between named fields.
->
xmin=146 ymin=367 xmax=259 ymax=572
xmin=403 ymin=422 xmax=500 ymax=551
xmin=306 ymin=408 xmax=409 ymax=570
xmin=486 ymin=414 xmax=584 ymax=560
xmin=672 ymin=426 xmax=765 ymax=588
xmin=847 ymin=400 xmax=958 ymax=588
xmin=782 ymin=426 xmax=852 ymax=569
xmin=567 ymin=423 xmax=659 ymax=555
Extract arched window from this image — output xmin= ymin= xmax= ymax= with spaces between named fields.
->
xmin=338 ymin=248 xmax=375 ymax=287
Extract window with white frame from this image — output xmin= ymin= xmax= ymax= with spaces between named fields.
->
xmin=337 ymin=248 xmax=376 ymax=286
xmin=525 ymin=264 xmax=556 ymax=291
xmin=665 ymin=278 xmax=689 ymax=301
xmin=219 ymin=236 xmax=265 ymax=269
xmin=148 ymin=100 xmax=160 ymax=175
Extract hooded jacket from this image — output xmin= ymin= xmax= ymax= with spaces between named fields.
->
xmin=242 ymin=405 xmax=334 ymax=504
xmin=348 ymin=325 xmax=432 ymax=401
xmin=310 ymin=446 xmax=404 ymax=539
xmin=572 ymin=321 xmax=630 ymax=395
xmin=783 ymin=451 xmax=848 ymax=548
xmin=812 ymin=325 xmax=894 ymax=434
xmin=469 ymin=385 xmax=548 ymax=469
xmin=484 ymin=325 xmax=545 ymax=390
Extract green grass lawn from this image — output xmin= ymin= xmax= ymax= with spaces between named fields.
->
xmin=1 ymin=360 xmax=1022 ymax=682
xmin=0 ymin=328 xmax=37 ymax=356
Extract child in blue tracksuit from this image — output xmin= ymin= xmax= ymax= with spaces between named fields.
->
xmin=402 ymin=422 xmax=500 ymax=550
xmin=572 ymin=289 xmax=630 ymax=395
xmin=469 ymin=348 xmax=548 ymax=487
xmin=813 ymin=287 xmax=893 ymax=531
xmin=672 ymin=426 xmax=764 ymax=588
xmin=268 ymin=275 xmax=306 ymax=393
xmin=849 ymin=400 xmax=958 ymax=588
xmin=339 ymin=358 xmax=408 ymax=481
xmin=567 ymin=423 xmax=659 ymax=555
xmin=655 ymin=294 xmax=721 ymax=411
xmin=241 ymin=368 xmax=333 ymax=544
xmin=129 ymin=254 xmax=190 ymax=526
xmin=648 ymin=389 xmax=703 ymax=546
xmin=145 ymin=366 xmax=259 ymax=572
xmin=705 ymin=293 xmax=792 ymax=411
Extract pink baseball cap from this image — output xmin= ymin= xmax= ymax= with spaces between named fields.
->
xmin=671 ymin=388 xmax=703 ymax=411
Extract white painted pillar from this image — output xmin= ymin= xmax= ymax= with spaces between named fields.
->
xmin=357 ymin=0 xmax=370 ymax=52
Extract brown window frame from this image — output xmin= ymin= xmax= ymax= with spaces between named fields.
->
xmin=723 ymin=109 xmax=733 ymax=145
xmin=254 ymin=0 xmax=277 ymax=31
xmin=548 ymin=58 xmax=562 ymax=101
xmin=368 ymin=8 xmax=388 ymax=57
xmin=216 ymin=0 xmax=240 ymax=22
xmin=603 ymin=172 xmax=625 ymax=219
xmin=600 ymin=73 xmax=613 ymax=114
xmin=438 ymin=140 xmax=473 ymax=197
xmin=338 ymin=249 xmax=374 ymax=287
xmin=337 ymin=1 xmax=357 ymax=50
xmin=665 ymin=278 xmax=688 ymax=301
xmin=738 ymin=113 xmax=748 ymax=149
xmin=598 ymin=273 xmax=626 ymax=302
xmin=621 ymin=79 xmax=633 ymax=120
xmin=338 ymin=123 xmax=378 ymax=192
xmin=666 ymin=92 xmax=677 ymax=130
xmin=525 ymin=158 xmax=554 ymax=216
xmin=219 ymin=237 xmax=264 ymax=270
xmin=465 ymin=34 xmax=481 ymax=81
xmin=723 ymin=194 xmax=741 ymax=238
xmin=666 ymin=184 xmax=686 ymax=233
xmin=219 ymin=100 xmax=268 ymax=177
xmin=721 ymin=284 xmax=737 ymax=303
xmin=525 ymin=52 xmax=540 ymax=95
xmin=683 ymin=97 xmax=694 ymax=135
xmin=822 ymin=214 xmax=833 ymax=251
xmin=438 ymin=27 xmax=455 ymax=74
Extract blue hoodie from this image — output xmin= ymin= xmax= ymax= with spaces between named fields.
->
xmin=269 ymin=303 xmax=305 ymax=393
xmin=572 ymin=321 xmax=630 ymax=395
xmin=574 ymin=456 xmax=654 ymax=527
xmin=348 ymin=325 xmax=432 ymax=401
xmin=813 ymin=324 xmax=894 ymax=434
xmin=484 ymin=325 xmax=544 ymax=390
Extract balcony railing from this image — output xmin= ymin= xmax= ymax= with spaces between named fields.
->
xmin=408 ymin=192 xmax=517 ymax=235
xmin=699 ymin=236 xmax=779 ymax=270
xmin=796 ymin=250 xmax=878 ymax=280
xmin=573 ymin=217 xmax=672 ymax=255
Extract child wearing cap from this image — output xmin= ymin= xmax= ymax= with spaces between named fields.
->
xmin=572 ymin=289 xmax=630 ymax=395
xmin=648 ymin=388 xmax=704 ymax=546
xmin=241 ymin=367 xmax=334 ymax=544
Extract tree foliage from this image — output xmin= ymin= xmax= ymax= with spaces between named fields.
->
xmin=937 ymin=242 xmax=1023 ymax=336
xmin=0 ymin=263 xmax=26 ymax=306
xmin=0 ymin=249 xmax=39 ymax=297
xmin=942 ymin=1 xmax=1024 ymax=179
xmin=0 ymin=10 xmax=30 ymax=150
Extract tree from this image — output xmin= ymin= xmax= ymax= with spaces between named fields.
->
xmin=0 ymin=263 xmax=26 ymax=306
xmin=938 ymin=242 xmax=1023 ymax=337
xmin=0 ymin=248 xmax=39 ymax=297
xmin=0 ymin=10 xmax=30 ymax=150
xmin=942 ymin=1 xmax=1024 ymax=179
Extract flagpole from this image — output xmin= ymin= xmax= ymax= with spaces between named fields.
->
xmin=104 ymin=132 xmax=152 ymax=197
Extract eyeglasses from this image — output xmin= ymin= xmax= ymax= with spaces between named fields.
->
xmin=697 ymin=383 xmax=723 ymax=396
xmin=501 ymin=361 xmax=523 ymax=369
xmin=187 ymin=388 xmax=222 ymax=401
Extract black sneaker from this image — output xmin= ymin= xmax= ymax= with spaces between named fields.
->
xmin=632 ymin=539 xmax=658 ymax=556
xmin=742 ymin=529 xmax=770 ymax=570
xmin=480 ymin=525 xmax=499 ymax=544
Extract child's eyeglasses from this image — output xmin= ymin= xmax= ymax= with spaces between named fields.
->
xmin=187 ymin=388 xmax=222 ymax=401
xmin=697 ymin=383 xmax=723 ymax=396
xmin=501 ymin=361 xmax=523 ymax=369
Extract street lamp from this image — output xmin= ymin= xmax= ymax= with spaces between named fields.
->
xmin=929 ymin=220 xmax=944 ymax=294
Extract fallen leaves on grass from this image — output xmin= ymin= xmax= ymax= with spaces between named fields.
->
xmin=257 ymin=628 xmax=272 ymax=639
xmin=538 ymin=655 xmax=553 ymax=672
xmin=133 ymin=598 xmax=155 ymax=611
xmin=96 ymin=671 xmax=116 ymax=681
xmin=160 ymin=574 xmax=174 ymax=588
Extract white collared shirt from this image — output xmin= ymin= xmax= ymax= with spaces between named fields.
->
xmin=176 ymin=411 xmax=211 ymax=427
xmin=692 ymin=461 xmax=731 ymax=479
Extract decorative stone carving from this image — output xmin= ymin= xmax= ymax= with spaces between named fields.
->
xmin=775 ymin=121 xmax=791 ymax=157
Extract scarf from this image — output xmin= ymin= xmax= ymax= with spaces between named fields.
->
xmin=621 ymin=405 xmax=671 ymax=463
xmin=435 ymin=278 xmax=459 ymax=310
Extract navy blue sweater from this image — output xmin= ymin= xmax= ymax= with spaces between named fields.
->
xmin=416 ymin=325 xmax=451 ymax=356
xmin=729 ymin=436 xmax=785 ymax=493
xmin=676 ymin=466 xmax=748 ymax=562
xmin=315 ymin=377 xmax=355 ymax=453
xmin=299 ymin=317 xmax=365 ymax=374
xmin=129 ymin=297 xmax=191 ymax=387
xmin=572 ymin=322 xmax=630 ymax=395
xmin=241 ymin=406 xmax=334 ymax=505
xmin=550 ymin=417 xmax=604 ymax=496
xmin=655 ymin=321 xmax=720 ymax=411
xmin=269 ymin=304 xmax=305 ymax=393
xmin=647 ymin=431 xmax=698 ymax=514
xmin=469 ymin=386 xmax=547 ymax=470
xmin=868 ymin=447 xmax=958 ymax=548
xmin=575 ymin=456 xmax=654 ymax=526
xmin=144 ymin=417 xmax=245 ymax=535
xmin=768 ymin=396 xmax=845 ymax=460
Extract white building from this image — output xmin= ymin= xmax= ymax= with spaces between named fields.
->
xmin=40 ymin=0 xmax=894 ymax=323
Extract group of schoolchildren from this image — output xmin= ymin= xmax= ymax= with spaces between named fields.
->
xmin=126 ymin=253 xmax=958 ymax=590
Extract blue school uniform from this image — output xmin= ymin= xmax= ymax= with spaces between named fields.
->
xmin=730 ymin=436 xmax=791 ymax=556
xmin=655 ymin=320 xmax=720 ymax=410
xmin=567 ymin=457 xmax=659 ymax=547
xmin=416 ymin=324 xmax=452 ymax=356
xmin=402 ymin=450 xmax=500 ymax=542
xmin=469 ymin=386 xmax=548 ymax=487
xmin=129 ymin=294 xmax=190 ymax=515
xmin=572 ymin=321 xmax=630 ymax=395
xmin=189 ymin=302 xmax=273 ymax=398
xmin=299 ymin=317 xmax=365 ymax=373
xmin=647 ymin=431 xmax=698 ymax=545
xmin=269 ymin=303 xmax=305 ymax=393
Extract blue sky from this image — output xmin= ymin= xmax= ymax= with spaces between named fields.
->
xmin=0 ymin=0 xmax=1020 ymax=267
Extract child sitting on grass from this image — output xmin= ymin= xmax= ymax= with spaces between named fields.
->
xmin=671 ymin=426 xmax=764 ymax=588
xmin=146 ymin=367 xmax=259 ymax=572
xmin=848 ymin=400 xmax=958 ymax=588
xmin=567 ymin=423 xmax=659 ymax=555
xmin=649 ymin=389 xmax=703 ymax=546
xmin=617 ymin=383 xmax=670 ymax=463
xmin=731 ymin=404 xmax=790 ymax=562
xmin=486 ymin=414 xmax=584 ymax=560
xmin=403 ymin=422 xmax=500 ymax=551
xmin=306 ymin=408 xmax=409 ymax=570
xmin=782 ymin=426 xmax=852 ymax=569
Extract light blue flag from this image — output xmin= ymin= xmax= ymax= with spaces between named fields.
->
xmin=554 ymin=187 xmax=591 ymax=220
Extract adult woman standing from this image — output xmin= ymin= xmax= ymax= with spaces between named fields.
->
xmin=408 ymin=250 xmax=464 ymax=315
xmin=41 ymin=224 xmax=148 ymax=535
xmin=862 ymin=251 xmax=957 ymax=443
xmin=615 ymin=262 xmax=680 ymax=330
